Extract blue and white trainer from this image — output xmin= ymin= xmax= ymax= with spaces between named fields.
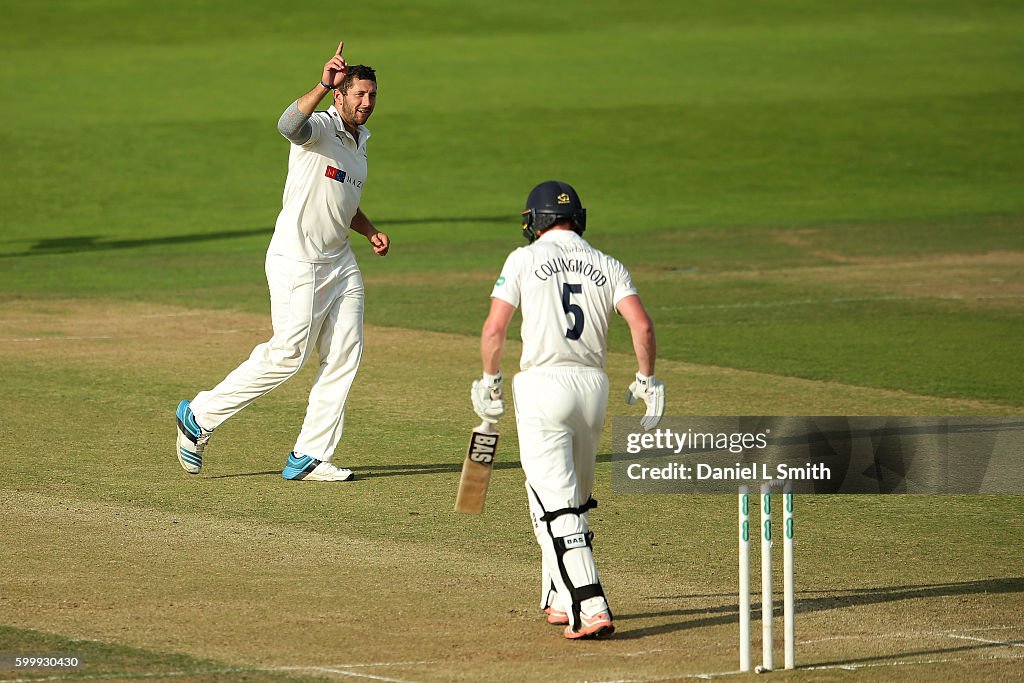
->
xmin=175 ymin=400 xmax=211 ymax=474
xmin=281 ymin=453 xmax=354 ymax=481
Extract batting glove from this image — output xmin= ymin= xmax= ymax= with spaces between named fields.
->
xmin=471 ymin=372 xmax=505 ymax=424
xmin=625 ymin=372 xmax=665 ymax=431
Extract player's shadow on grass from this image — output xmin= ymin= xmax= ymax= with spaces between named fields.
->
xmin=205 ymin=461 xmax=522 ymax=479
xmin=2 ymin=216 xmax=511 ymax=258
xmin=356 ymin=461 xmax=522 ymax=479
xmin=2 ymin=229 xmax=273 ymax=257
xmin=807 ymin=637 xmax=1021 ymax=670
xmin=613 ymin=576 xmax=1024 ymax=643
xmin=206 ymin=470 xmax=283 ymax=479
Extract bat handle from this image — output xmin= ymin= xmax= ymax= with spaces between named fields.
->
xmin=478 ymin=421 xmax=497 ymax=434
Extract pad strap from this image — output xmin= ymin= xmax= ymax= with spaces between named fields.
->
xmin=528 ymin=486 xmax=608 ymax=631
xmin=540 ymin=497 xmax=597 ymax=522
xmin=574 ymin=583 xmax=606 ymax=605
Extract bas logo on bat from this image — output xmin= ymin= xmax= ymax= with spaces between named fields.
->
xmin=455 ymin=423 xmax=500 ymax=515
xmin=469 ymin=433 xmax=497 ymax=463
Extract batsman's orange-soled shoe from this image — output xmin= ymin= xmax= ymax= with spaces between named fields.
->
xmin=564 ymin=611 xmax=615 ymax=640
xmin=544 ymin=607 xmax=569 ymax=625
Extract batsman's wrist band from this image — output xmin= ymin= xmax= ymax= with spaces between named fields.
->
xmin=320 ymin=80 xmax=335 ymax=90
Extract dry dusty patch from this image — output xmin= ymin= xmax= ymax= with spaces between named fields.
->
xmin=0 ymin=300 xmax=271 ymax=367
xmin=769 ymin=227 xmax=856 ymax=263
xmin=752 ymin=250 xmax=1022 ymax=302
xmin=4 ymin=491 xmax=1023 ymax=683
xmin=0 ymin=491 xmax=606 ymax=681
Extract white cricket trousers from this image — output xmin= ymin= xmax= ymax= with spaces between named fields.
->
xmin=190 ymin=251 xmax=364 ymax=462
xmin=513 ymin=366 xmax=610 ymax=623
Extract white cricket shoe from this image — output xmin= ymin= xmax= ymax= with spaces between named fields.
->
xmin=176 ymin=400 xmax=211 ymax=474
xmin=281 ymin=453 xmax=354 ymax=481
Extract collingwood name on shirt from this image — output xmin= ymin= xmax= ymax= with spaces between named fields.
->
xmin=533 ymin=257 xmax=608 ymax=287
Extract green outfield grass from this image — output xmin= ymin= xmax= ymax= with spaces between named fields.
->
xmin=1 ymin=1 xmax=1022 ymax=681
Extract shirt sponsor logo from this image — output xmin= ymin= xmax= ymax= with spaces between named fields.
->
xmin=325 ymin=165 xmax=347 ymax=183
xmin=325 ymin=166 xmax=364 ymax=188
xmin=495 ymin=276 xmax=506 ymax=287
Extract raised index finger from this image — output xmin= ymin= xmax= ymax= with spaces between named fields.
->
xmin=336 ymin=41 xmax=345 ymax=56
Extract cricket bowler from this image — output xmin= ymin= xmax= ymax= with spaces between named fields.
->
xmin=175 ymin=40 xmax=389 ymax=481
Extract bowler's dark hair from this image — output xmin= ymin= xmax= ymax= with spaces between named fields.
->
xmin=341 ymin=65 xmax=377 ymax=92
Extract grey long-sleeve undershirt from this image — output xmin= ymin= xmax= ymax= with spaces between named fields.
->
xmin=277 ymin=101 xmax=312 ymax=145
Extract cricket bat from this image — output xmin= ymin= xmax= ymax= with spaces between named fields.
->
xmin=454 ymin=421 xmax=499 ymax=514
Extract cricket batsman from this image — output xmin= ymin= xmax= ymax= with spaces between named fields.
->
xmin=471 ymin=180 xmax=664 ymax=639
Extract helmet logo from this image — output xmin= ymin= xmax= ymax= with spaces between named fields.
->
xmin=557 ymin=193 xmax=571 ymax=204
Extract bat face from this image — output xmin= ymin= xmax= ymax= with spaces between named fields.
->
xmin=455 ymin=423 xmax=499 ymax=514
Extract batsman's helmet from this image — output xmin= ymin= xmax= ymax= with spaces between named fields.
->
xmin=521 ymin=180 xmax=587 ymax=243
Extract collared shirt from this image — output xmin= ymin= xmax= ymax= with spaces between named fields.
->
xmin=268 ymin=105 xmax=371 ymax=263
xmin=491 ymin=229 xmax=638 ymax=370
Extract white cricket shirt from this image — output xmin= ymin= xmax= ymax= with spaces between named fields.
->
xmin=268 ymin=106 xmax=370 ymax=263
xmin=491 ymin=229 xmax=638 ymax=370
